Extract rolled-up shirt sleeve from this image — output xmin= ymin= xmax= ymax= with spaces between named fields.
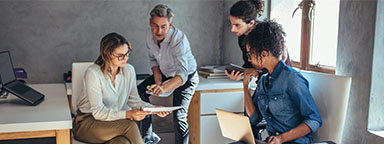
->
xmin=303 ymin=119 xmax=321 ymax=132
xmin=248 ymin=108 xmax=263 ymax=126
xmin=84 ymin=70 xmax=126 ymax=121
xmin=170 ymin=34 xmax=189 ymax=85
xmin=288 ymin=73 xmax=322 ymax=132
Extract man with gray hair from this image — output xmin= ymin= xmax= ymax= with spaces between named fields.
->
xmin=137 ymin=4 xmax=199 ymax=144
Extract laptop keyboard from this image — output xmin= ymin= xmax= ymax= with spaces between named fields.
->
xmin=9 ymin=83 xmax=30 ymax=94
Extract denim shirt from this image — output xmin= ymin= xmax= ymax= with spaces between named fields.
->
xmin=249 ymin=60 xmax=322 ymax=143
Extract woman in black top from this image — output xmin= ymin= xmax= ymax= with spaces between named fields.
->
xmin=226 ymin=0 xmax=291 ymax=81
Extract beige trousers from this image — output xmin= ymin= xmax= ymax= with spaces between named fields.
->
xmin=72 ymin=112 xmax=143 ymax=144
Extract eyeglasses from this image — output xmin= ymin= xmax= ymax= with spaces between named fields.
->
xmin=246 ymin=51 xmax=253 ymax=59
xmin=112 ymin=51 xmax=131 ymax=61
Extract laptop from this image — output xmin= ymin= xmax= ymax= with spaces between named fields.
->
xmin=0 ymin=51 xmax=44 ymax=106
xmin=216 ymin=108 xmax=266 ymax=144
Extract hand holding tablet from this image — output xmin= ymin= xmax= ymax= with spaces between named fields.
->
xmin=225 ymin=64 xmax=245 ymax=73
xmin=142 ymin=106 xmax=182 ymax=112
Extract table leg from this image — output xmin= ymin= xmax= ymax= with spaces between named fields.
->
xmin=56 ymin=129 xmax=70 ymax=144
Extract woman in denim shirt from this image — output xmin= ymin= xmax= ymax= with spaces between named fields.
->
xmin=243 ymin=20 xmax=322 ymax=144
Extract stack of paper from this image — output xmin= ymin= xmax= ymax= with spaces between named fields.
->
xmin=198 ymin=65 xmax=228 ymax=79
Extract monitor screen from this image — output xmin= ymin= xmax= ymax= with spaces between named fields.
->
xmin=0 ymin=51 xmax=16 ymax=85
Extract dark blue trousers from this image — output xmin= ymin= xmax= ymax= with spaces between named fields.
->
xmin=137 ymin=72 xmax=199 ymax=144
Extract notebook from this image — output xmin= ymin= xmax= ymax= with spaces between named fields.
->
xmin=216 ymin=108 xmax=266 ymax=144
xmin=0 ymin=51 xmax=44 ymax=106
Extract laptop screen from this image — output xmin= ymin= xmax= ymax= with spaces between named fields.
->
xmin=0 ymin=51 xmax=16 ymax=85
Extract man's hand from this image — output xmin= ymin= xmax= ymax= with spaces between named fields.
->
xmin=126 ymin=109 xmax=150 ymax=121
xmin=148 ymin=84 xmax=165 ymax=96
xmin=267 ymin=135 xmax=284 ymax=144
xmin=225 ymin=69 xmax=244 ymax=81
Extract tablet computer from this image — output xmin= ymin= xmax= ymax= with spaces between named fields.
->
xmin=225 ymin=64 xmax=245 ymax=73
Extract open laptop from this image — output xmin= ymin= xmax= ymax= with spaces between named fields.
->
xmin=0 ymin=51 xmax=44 ymax=106
xmin=216 ymin=108 xmax=266 ymax=144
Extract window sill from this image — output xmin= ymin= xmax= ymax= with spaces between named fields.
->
xmin=291 ymin=61 xmax=335 ymax=74
xmin=368 ymin=130 xmax=384 ymax=138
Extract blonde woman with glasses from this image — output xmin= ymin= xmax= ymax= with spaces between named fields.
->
xmin=72 ymin=32 xmax=171 ymax=144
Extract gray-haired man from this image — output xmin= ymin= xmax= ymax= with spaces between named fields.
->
xmin=137 ymin=4 xmax=199 ymax=144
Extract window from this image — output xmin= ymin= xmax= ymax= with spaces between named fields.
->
xmin=270 ymin=0 xmax=340 ymax=73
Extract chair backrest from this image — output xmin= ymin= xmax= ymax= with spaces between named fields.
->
xmin=71 ymin=62 xmax=93 ymax=115
xmin=301 ymin=71 xmax=352 ymax=143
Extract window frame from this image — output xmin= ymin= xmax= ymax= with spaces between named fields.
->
xmin=269 ymin=0 xmax=336 ymax=74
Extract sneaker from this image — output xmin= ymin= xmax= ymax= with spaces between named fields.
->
xmin=144 ymin=132 xmax=161 ymax=144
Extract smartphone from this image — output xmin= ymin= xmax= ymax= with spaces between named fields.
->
xmin=225 ymin=64 xmax=245 ymax=73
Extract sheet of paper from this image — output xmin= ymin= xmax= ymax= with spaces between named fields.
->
xmin=143 ymin=106 xmax=182 ymax=112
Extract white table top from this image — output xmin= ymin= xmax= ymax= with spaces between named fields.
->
xmin=65 ymin=77 xmax=243 ymax=95
xmin=196 ymin=76 xmax=243 ymax=91
xmin=0 ymin=83 xmax=72 ymax=133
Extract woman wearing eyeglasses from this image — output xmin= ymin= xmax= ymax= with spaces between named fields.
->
xmin=72 ymin=32 xmax=171 ymax=144
xmin=242 ymin=21 xmax=322 ymax=144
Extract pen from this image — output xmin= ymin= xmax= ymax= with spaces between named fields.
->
xmin=146 ymin=85 xmax=153 ymax=92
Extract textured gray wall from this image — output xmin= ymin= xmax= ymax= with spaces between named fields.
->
xmin=368 ymin=0 xmax=384 ymax=132
xmin=0 ymin=0 xmax=224 ymax=83
xmin=337 ymin=0 xmax=384 ymax=143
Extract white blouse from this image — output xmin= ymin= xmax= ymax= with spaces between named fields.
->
xmin=77 ymin=64 xmax=153 ymax=121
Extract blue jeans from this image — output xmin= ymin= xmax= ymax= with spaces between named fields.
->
xmin=137 ymin=72 xmax=199 ymax=144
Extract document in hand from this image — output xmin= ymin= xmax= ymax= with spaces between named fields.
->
xmin=143 ymin=106 xmax=182 ymax=112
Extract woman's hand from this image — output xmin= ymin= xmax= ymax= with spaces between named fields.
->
xmin=267 ymin=135 xmax=284 ymax=144
xmin=225 ymin=70 xmax=244 ymax=81
xmin=153 ymin=106 xmax=172 ymax=118
xmin=243 ymin=68 xmax=260 ymax=86
xmin=126 ymin=109 xmax=150 ymax=121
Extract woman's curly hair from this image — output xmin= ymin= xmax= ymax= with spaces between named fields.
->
xmin=245 ymin=20 xmax=286 ymax=60
xmin=230 ymin=0 xmax=264 ymax=23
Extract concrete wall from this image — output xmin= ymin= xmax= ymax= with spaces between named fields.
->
xmin=336 ymin=0 xmax=384 ymax=143
xmin=0 ymin=0 xmax=224 ymax=83
xmin=368 ymin=0 xmax=384 ymax=132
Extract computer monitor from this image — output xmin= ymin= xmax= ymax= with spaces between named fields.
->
xmin=0 ymin=51 xmax=16 ymax=85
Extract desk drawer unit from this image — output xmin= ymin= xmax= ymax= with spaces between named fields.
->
xmin=200 ymin=115 xmax=233 ymax=144
xmin=200 ymin=91 xmax=244 ymax=115
xmin=188 ymin=88 xmax=244 ymax=144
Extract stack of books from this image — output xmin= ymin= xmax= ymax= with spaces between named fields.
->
xmin=198 ymin=65 xmax=228 ymax=79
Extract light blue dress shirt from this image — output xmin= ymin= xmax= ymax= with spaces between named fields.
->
xmin=146 ymin=26 xmax=197 ymax=85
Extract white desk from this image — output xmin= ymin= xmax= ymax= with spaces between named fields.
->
xmin=188 ymin=77 xmax=244 ymax=144
xmin=0 ymin=84 xmax=72 ymax=144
